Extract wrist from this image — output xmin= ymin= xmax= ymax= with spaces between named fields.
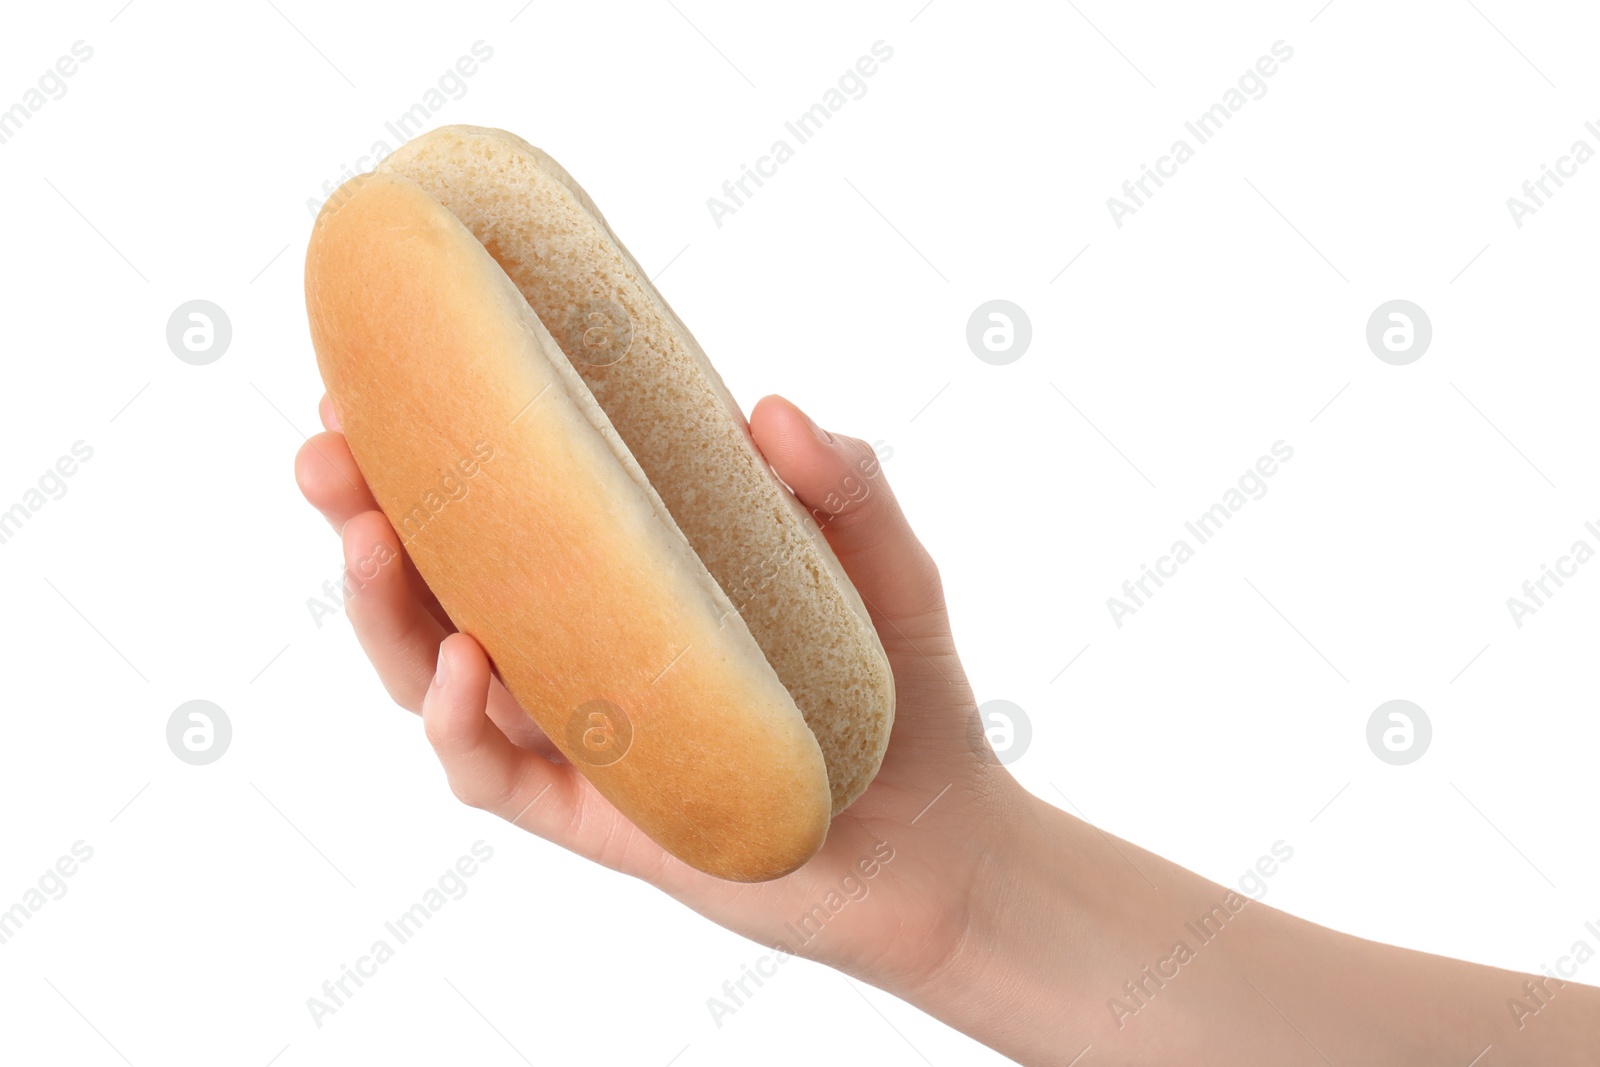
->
xmin=892 ymin=784 xmax=1111 ymax=1063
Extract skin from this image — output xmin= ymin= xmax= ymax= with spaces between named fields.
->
xmin=296 ymin=393 xmax=1600 ymax=1065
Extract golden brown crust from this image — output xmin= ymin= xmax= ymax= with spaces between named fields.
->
xmin=380 ymin=126 xmax=896 ymax=813
xmin=305 ymin=170 xmax=830 ymax=881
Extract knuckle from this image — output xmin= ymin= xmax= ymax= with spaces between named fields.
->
xmin=422 ymin=707 xmax=453 ymax=751
xmin=445 ymin=773 xmax=485 ymax=809
xmin=384 ymin=673 xmax=425 ymax=716
xmin=480 ymin=770 xmax=525 ymax=816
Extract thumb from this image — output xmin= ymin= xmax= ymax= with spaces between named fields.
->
xmin=749 ymin=395 xmax=946 ymax=638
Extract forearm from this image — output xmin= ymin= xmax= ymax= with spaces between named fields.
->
xmin=896 ymin=793 xmax=1600 ymax=1065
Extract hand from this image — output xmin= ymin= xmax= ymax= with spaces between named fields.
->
xmin=295 ymin=393 xmax=1029 ymax=997
xmin=297 ymin=391 xmax=1600 ymax=1065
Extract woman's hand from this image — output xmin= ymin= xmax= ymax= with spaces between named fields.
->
xmin=295 ymin=393 xmax=1028 ymax=998
xmin=298 ymin=390 xmax=1600 ymax=1065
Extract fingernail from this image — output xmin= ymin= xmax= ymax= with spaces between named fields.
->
xmin=433 ymin=643 xmax=450 ymax=690
xmin=800 ymin=408 xmax=834 ymax=445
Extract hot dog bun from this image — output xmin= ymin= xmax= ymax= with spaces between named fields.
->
xmin=304 ymin=126 xmax=894 ymax=881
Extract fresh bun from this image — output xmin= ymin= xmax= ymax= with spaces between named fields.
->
xmin=305 ymin=126 xmax=894 ymax=881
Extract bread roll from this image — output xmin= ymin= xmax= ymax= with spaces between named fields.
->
xmin=305 ymin=126 xmax=894 ymax=881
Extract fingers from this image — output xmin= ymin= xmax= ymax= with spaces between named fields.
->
xmin=750 ymin=395 xmax=947 ymax=633
xmin=295 ymin=431 xmax=377 ymax=531
xmin=342 ymin=510 xmax=445 ymax=707
xmin=424 ymin=633 xmax=574 ymax=831
xmin=339 ymin=510 xmax=557 ymax=756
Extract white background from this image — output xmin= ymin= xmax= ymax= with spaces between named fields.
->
xmin=2 ymin=1 xmax=1597 ymax=1064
